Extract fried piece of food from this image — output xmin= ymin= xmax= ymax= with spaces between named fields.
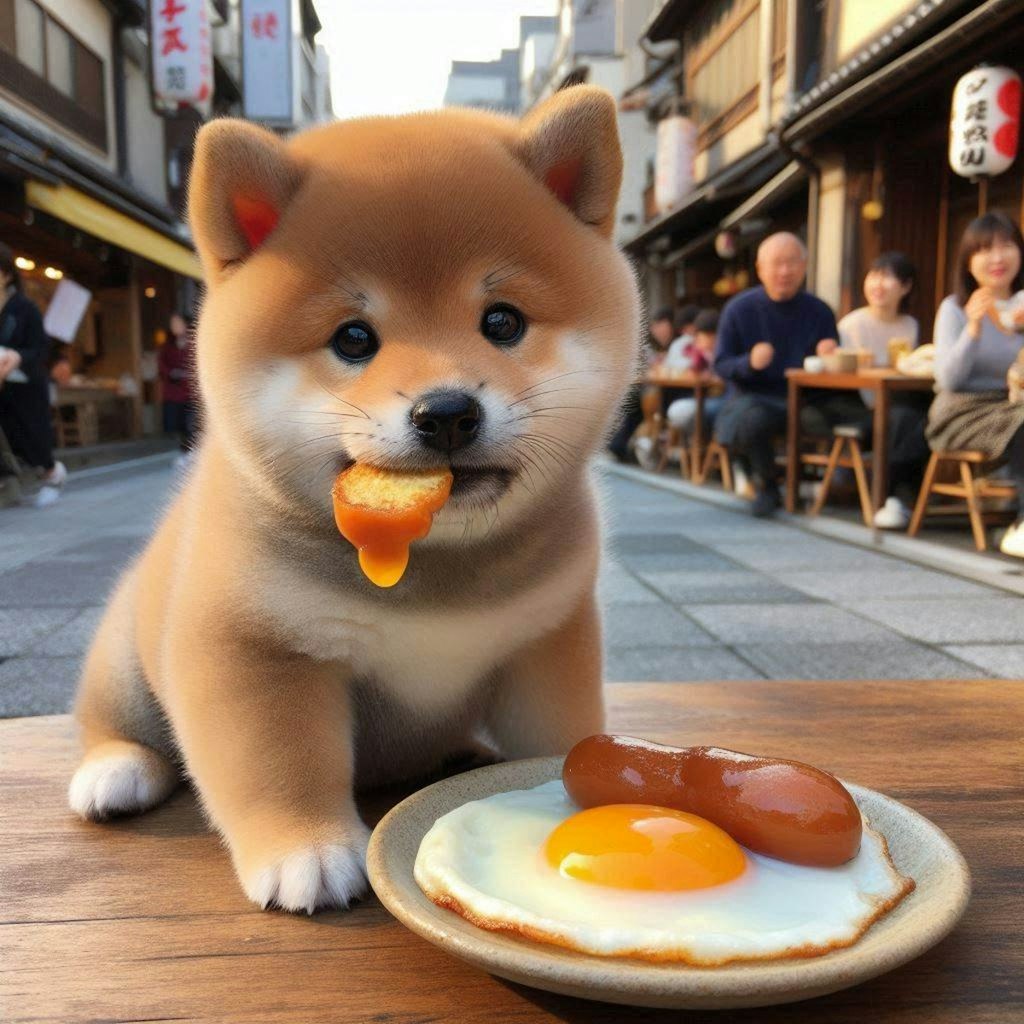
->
xmin=332 ymin=465 xmax=453 ymax=587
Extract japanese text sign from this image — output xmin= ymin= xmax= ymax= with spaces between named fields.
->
xmin=149 ymin=0 xmax=212 ymax=114
xmin=949 ymin=66 xmax=1020 ymax=178
xmin=242 ymin=0 xmax=293 ymax=124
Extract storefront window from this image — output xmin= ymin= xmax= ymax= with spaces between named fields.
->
xmin=13 ymin=0 xmax=43 ymax=77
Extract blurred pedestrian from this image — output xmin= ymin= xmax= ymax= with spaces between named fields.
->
xmin=0 ymin=242 xmax=67 ymax=507
xmin=159 ymin=312 xmax=198 ymax=463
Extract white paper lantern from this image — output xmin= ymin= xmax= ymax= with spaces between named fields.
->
xmin=655 ymin=116 xmax=697 ymax=213
xmin=949 ymin=65 xmax=1020 ymax=178
xmin=150 ymin=0 xmax=213 ymax=115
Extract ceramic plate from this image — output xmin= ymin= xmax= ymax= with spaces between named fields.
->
xmin=367 ymin=757 xmax=970 ymax=1010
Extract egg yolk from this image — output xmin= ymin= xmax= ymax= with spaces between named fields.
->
xmin=544 ymin=804 xmax=747 ymax=891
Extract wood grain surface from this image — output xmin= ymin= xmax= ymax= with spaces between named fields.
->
xmin=2 ymin=680 xmax=1021 ymax=1023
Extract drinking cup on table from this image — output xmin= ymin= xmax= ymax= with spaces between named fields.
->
xmin=803 ymin=355 xmax=824 ymax=373
xmin=887 ymin=337 xmax=912 ymax=366
xmin=855 ymin=348 xmax=873 ymax=370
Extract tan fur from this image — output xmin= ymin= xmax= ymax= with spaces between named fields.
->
xmin=69 ymin=86 xmax=641 ymax=913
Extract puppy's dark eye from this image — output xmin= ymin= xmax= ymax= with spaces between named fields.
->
xmin=330 ymin=321 xmax=379 ymax=363
xmin=481 ymin=304 xmax=526 ymax=346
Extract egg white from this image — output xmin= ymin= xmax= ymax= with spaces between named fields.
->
xmin=414 ymin=780 xmax=914 ymax=964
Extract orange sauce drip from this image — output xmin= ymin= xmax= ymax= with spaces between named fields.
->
xmin=331 ymin=466 xmax=453 ymax=587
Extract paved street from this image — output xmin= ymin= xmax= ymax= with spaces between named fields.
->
xmin=1 ymin=457 xmax=1022 ymax=717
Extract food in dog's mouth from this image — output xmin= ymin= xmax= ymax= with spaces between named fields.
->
xmin=332 ymin=464 xmax=453 ymax=587
xmin=413 ymin=735 xmax=914 ymax=963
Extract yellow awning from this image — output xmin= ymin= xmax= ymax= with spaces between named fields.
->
xmin=25 ymin=180 xmax=203 ymax=281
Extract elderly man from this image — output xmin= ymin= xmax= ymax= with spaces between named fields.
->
xmin=713 ymin=233 xmax=863 ymax=517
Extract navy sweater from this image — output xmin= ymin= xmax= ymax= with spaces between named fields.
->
xmin=713 ymin=286 xmax=838 ymax=398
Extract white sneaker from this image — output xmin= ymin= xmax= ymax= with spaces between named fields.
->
xmin=43 ymin=460 xmax=67 ymax=486
xmin=33 ymin=461 xmax=67 ymax=508
xmin=873 ymin=496 xmax=911 ymax=530
xmin=999 ymin=521 xmax=1024 ymax=558
xmin=34 ymin=484 xmax=61 ymax=507
xmin=634 ymin=436 xmax=658 ymax=471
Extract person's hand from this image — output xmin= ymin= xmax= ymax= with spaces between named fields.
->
xmin=750 ymin=341 xmax=774 ymax=371
xmin=965 ymin=288 xmax=994 ymax=339
xmin=816 ymin=338 xmax=838 ymax=356
xmin=0 ymin=347 xmax=21 ymax=381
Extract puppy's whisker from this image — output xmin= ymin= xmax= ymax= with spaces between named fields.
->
xmin=312 ymin=377 xmax=371 ymax=419
xmin=510 ymin=368 xmax=607 ymax=400
xmin=506 ymin=386 xmax=584 ymax=408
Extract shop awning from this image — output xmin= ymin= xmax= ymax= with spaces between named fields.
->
xmin=25 ymin=180 xmax=203 ymax=281
xmin=719 ymin=162 xmax=806 ymax=231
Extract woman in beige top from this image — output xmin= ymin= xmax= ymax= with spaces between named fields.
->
xmin=838 ymin=252 xmax=929 ymax=530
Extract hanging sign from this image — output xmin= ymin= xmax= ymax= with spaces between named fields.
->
xmin=242 ymin=0 xmax=294 ymax=124
xmin=149 ymin=0 xmax=213 ymax=115
xmin=655 ymin=116 xmax=696 ymax=213
xmin=949 ymin=65 xmax=1021 ymax=178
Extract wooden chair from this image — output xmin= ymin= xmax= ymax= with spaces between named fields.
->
xmin=908 ymin=450 xmax=1017 ymax=551
xmin=808 ymin=425 xmax=873 ymax=526
xmin=698 ymin=439 xmax=733 ymax=491
xmin=654 ymin=419 xmax=692 ymax=479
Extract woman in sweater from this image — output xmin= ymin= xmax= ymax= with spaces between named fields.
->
xmin=928 ymin=211 xmax=1024 ymax=556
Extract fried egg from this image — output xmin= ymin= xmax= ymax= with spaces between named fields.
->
xmin=413 ymin=781 xmax=914 ymax=964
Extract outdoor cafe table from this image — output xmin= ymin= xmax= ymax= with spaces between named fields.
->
xmin=3 ymin=679 xmax=1019 ymax=1023
xmin=785 ymin=367 xmax=935 ymax=517
xmin=644 ymin=367 xmax=724 ymax=477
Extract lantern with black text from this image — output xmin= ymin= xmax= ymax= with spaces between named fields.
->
xmin=949 ymin=66 xmax=1020 ymax=178
xmin=655 ymin=116 xmax=696 ymax=214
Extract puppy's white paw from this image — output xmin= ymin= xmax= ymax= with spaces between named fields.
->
xmin=241 ymin=828 xmax=370 ymax=914
xmin=69 ymin=745 xmax=177 ymax=821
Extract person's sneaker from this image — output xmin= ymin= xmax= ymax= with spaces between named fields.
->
xmin=751 ymin=482 xmax=780 ymax=518
xmin=873 ymin=496 xmax=911 ymax=531
xmin=33 ymin=460 xmax=67 ymax=508
xmin=999 ymin=521 xmax=1024 ymax=558
xmin=634 ymin=436 xmax=658 ymax=471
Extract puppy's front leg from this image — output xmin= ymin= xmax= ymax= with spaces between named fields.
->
xmin=485 ymin=592 xmax=605 ymax=760
xmin=164 ymin=633 xmax=366 ymax=914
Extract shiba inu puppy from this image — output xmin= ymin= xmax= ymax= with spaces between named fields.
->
xmin=68 ymin=86 xmax=641 ymax=913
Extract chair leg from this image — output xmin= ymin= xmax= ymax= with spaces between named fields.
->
xmin=655 ymin=419 xmax=673 ymax=473
xmin=678 ymin=435 xmax=692 ymax=480
xmin=809 ymin=437 xmax=844 ymax=517
xmin=698 ymin=444 xmax=716 ymax=486
xmin=908 ymin=452 xmax=940 ymax=538
xmin=719 ymin=446 xmax=733 ymax=493
xmin=960 ymin=460 xmax=988 ymax=551
xmin=848 ymin=439 xmax=874 ymax=527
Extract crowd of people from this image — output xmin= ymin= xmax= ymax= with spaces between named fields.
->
xmin=612 ymin=210 xmax=1024 ymax=557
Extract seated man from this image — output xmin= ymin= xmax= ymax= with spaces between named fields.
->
xmin=713 ymin=232 xmax=865 ymax=517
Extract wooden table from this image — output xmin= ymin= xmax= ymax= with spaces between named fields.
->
xmin=785 ymin=368 xmax=934 ymax=517
xmin=644 ymin=368 xmax=724 ymax=478
xmin=54 ymin=387 xmax=134 ymax=446
xmin=2 ymin=680 xmax=1020 ymax=1023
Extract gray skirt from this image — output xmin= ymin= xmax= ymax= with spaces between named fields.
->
xmin=926 ymin=390 xmax=1024 ymax=458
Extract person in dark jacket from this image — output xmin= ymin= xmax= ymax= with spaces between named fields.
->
xmin=159 ymin=312 xmax=198 ymax=456
xmin=0 ymin=242 xmax=66 ymax=506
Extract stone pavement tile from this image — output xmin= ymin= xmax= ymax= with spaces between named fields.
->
xmin=602 ymin=604 xmax=719 ymax=650
xmin=611 ymin=533 xmax=708 ymax=557
xmin=30 ymin=607 xmax=104 ymax=656
xmin=846 ymin=597 xmax=1024 ymax=644
xmin=605 ymin=645 xmax=765 ymax=682
xmin=775 ymin=567 xmax=993 ymax=603
xmin=673 ymin=521 xmax=795 ymax=543
xmin=736 ymin=642 xmax=987 ymax=681
xmin=0 ymin=656 xmax=81 ymax=716
xmin=639 ymin=569 xmax=815 ymax=605
xmin=597 ymin=569 xmax=662 ymax=606
xmin=54 ymin=534 xmax=148 ymax=564
xmin=683 ymin=603 xmax=901 ymax=645
xmin=704 ymin=537 xmax=898 ymax=572
xmin=0 ymin=608 xmax=79 ymax=657
xmin=619 ymin=550 xmax=739 ymax=574
xmin=941 ymin=645 xmax=1024 ymax=678
xmin=0 ymin=560 xmax=121 ymax=607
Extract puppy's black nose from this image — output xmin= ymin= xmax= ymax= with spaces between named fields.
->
xmin=410 ymin=391 xmax=482 ymax=452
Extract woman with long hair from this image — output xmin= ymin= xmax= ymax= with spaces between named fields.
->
xmin=0 ymin=242 xmax=66 ymax=506
xmin=928 ymin=211 xmax=1024 ymax=555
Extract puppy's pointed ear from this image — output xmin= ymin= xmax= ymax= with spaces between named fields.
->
xmin=515 ymin=85 xmax=623 ymax=238
xmin=188 ymin=119 xmax=302 ymax=274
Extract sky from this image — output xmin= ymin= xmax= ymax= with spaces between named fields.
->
xmin=317 ymin=0 xmax=559 ymax=120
